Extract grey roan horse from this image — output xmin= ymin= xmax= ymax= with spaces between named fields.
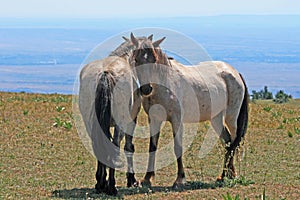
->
xmin=79 ymin=36 xmax=152 ymax=195
xmin=129 ymin=33 xmax=249 ymax=188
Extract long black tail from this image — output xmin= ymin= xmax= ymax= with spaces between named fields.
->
xmin=95 ymin=71 xmax=115 ymax=140
xmin=229 ymin=73 xmax=249 ymax=151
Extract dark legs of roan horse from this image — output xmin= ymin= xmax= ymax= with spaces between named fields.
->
xmin=141 ymin=121 xmax=238 ymax=190
xmin=124 ymin=118 xmax=138 ymax=187
xmin=217 ymin=126 xmax=237 ymax=180
xmin=95 ymin=125 xmax=121 ymax=195
xmin=171 ymin=119 xmax=186 ymax=189
xmin=95 ymin=162 xmax=118 ymax=195
xmin=170 ymin=122 xmax=238 ymax=187
xmin=141 ymin=118 xmax=162 ymax=186
xmin=124 ymin=133 xmax=138 ymax=187
xmin=142 ymin=117 xmax=186 ymax=189
xmin=95 ymin=120 xmax=138 ymax=195
xmin=171 ymin=121 xmax=239 ymax=187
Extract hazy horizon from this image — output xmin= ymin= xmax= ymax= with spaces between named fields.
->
xmin=0 ymin=15 xmax=299 ymax=97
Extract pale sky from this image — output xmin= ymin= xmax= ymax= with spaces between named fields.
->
xmin=1 ymin=0 xmax=300 ymax=18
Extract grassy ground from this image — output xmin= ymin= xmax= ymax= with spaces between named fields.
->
xmin=0 ymin=92 xmax=299 ymax=199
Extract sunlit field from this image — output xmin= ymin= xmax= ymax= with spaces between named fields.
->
xmin=0 ymin=92 xmax=299 ymax=199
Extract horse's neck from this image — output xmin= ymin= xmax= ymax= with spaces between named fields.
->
xmin=155 ymin=49 xmax=170 ymax=66
xmin=109 ymin=53 xmax=130 ymax=62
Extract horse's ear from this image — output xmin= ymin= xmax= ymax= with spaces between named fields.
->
xmin=153 ymin=37 xmax=166 ymax=47
xmin=130 ymin=33 xmax=139 ymax=47
xmin=148 ymin=34 xmax=153 ymax=41
xmin=122 ymin=36 xmax=130 ymax=42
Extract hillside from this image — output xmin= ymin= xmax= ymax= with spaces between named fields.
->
xmin=0 ymin=92 xmax=299 ymax=199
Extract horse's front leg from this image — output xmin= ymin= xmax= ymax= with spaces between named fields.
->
xmin=141 ymin=117 xmax=162 ymax=187
xmin=124 ymin=117 xmax=138 ymax=187
xmin=171 ymin=119 xmax=186 ymax=189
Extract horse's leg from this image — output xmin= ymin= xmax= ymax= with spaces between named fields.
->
xmin=106 ymin=125 xmax=125 ymax=195
xmin=219 ymin=71 xmax=248 ymax=180
xmin=223 ymin=115 xmax=239 ymax=179
xmin=125 ymin=117 xmax=138 ymax=187
xmin=214 ymin=111 xmax=238 ymax=180
xmin=95 ymin=161 xmax=107 ymax=193
xmin=171 ymin=118 xmax=186 ymax=189
xmin=141 ymin=117 xmax=162 ymax=187
xmin=107 ymin=167 xmax=117 ymax=195
xmin=218 ymin=126 xmax=237 ymax=180
xmin=210 ymin=112 xmax=236 ymax=180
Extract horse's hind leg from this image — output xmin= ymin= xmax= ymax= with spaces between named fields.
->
xmin=222 ymin=97 xmax=244 ymax=180
xmin=216 ymin=109 xmax=240 ymax=180
xmin=107 ymin=167 xmax=117 ymax=195
xmin=218 ymin=126 xmax=237 ymax=180
xmin=171 ymin=118 xmax=186 ymax=189
xmin=95 ymin=161 xmax=107 ymax=193
xmin=211 ymin=111 xmax=237 ymax=180
xmin=106 ymin=125 xmax=125 ymax=195
xmin=210 ymin=112 xmax=232 ymax=180
xmin=219 ymin=70 xmax=246 ymax=180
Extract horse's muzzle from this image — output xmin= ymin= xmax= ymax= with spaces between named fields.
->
xmin=140 ymin=84 xmax=153 ymax=96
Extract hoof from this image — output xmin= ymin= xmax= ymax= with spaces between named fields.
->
xmin=106 ymin=185 xmax=118 ymax=196
xmin=219 ymin=168 xmax=237 ymax=181
xmin=126 ymin=173 xmax=139 ymax=187
xmin=95 ymin=182 xmax=107 ymax=194
xmin=140 ymin=179 xmax=152 ymax=188
xmin=230 ymin=172 xmax=237 ymax=179
xmin=127 ymin=181 xmax=139 ymax=188
xmin=216 ymin=176 xmax=223 ymax=182
xmin=172 ymin=182 xmax=184 ymax=191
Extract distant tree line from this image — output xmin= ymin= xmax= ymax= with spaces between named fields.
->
xmin=251 ymin=86 xmax=292 ymax=103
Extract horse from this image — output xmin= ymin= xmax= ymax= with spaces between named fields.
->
xmin=78 ymin=35 xmax=153 ymax=195
xmin=129 ymin=33 xmax=249 ymax=189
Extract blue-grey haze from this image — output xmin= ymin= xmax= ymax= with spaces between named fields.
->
xmin=0 ymin=15 xmax=299 ymax=97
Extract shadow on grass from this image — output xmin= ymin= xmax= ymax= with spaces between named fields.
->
xmin=51 ymin=179 xmax=245 ymax=199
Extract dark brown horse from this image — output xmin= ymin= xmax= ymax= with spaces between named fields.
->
xmin=129 ymin=33 xmax=249 ymax=188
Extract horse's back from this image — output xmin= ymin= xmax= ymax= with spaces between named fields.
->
xmin=192 ymin=61 xmax=245 ymax=97
xmin=80 ymin=56 xmax=129 ymax=80
xmin=169 ymin=60 xmax=245 ymax=120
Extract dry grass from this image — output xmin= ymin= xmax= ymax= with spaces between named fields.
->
xmin=0 ymin=92 xmax=299 ymax=199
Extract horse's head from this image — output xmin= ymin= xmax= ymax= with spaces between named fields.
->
xmin=110 ymin=35 xmax=155 ymax=62
xmin=130 ymin=33 xmax=166 ymax=66
xmin=128 ymin=33 xmax=168 ymax=96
